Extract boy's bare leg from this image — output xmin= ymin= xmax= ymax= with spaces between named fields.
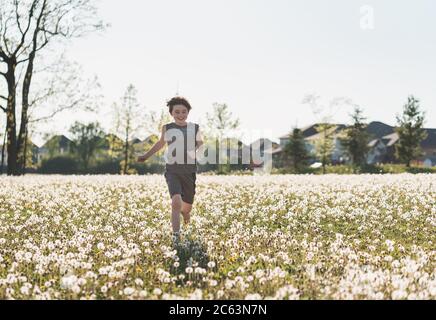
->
xmin=181 ymin=201 xmax=193 ymax=225
xmin=171 ymin=194 xmax=183 ymax=233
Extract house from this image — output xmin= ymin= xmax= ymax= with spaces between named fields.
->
xmin=98 ymin=134 xmax=160 ymax=161
xmin=249 ymin=138 xmax=278 ymax=169
xmin=275 ymin=124 xmax=347 ymax=165
xmin=132 ymin=134 xmax=160 ymax=161
xmin=216 ymin=137 xmax=250 ymax=166
xmin=250 ymin=138 xmax=277 ymax=158
xmin=365 ymin=121 xmax=396 ymax=139
xmin=304 ymin=124 xmax=347 ymax=164
xmin=367 ymin=127 xmax=436 ymax=166
xmin=420 ymin=128 xmax=436 ymax=166
xmin=27 ymin=140 xmax=40 ymax=166
xmin=37 ymin=135 xmax=74 ymax=162
xmin=367 ymin=132 xmax=398 ymax=164
xmin=0 ymin=139 xmax=40 ymax=169
xmin=278 ymin=124 xmax=321 ymax=149
xmin=276 ymin=121 xmax=436 ymax=167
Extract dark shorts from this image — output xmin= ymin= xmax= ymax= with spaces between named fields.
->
xmin=164 ymin=171 xmax=197 ymax=204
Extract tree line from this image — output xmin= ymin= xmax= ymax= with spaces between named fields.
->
xmin=0 ymin=2 xmax=431 ymax=176
xmin=281 ymin=95 xmax=428 ymax=173
xmin=0 ymin=0 xmax=105 ymax=176
xmin=1 ymin=82 xmax=247 ymax=175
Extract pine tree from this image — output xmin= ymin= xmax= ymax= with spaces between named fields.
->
xmin=282 ymin=128 xmax=310 ymax=173
xmin=395 ymin=96 xmax=427 ymax=167
xmin=340 ymin=106 xmax=370 ymax=171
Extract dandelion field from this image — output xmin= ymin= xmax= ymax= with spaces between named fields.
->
xmin=0 ymin=174 xmax=435 ymax=300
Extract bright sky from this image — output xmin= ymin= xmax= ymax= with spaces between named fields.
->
xmin=32 ymin=0 xmax=436 ymax=146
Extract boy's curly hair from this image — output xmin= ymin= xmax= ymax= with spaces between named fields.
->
xmin=166 ymin=96 xmax=192 ymax=114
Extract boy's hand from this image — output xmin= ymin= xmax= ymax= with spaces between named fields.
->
xmin=137 ymin=155 xmax=148 ymax=162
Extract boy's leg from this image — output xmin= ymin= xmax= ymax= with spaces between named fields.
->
xmin=171 ymin=194 xmax=183 ymax=233
xmin=180 ymin=172 xmax=196 ymax=224
xmin=181 ymin=201 xmax=193 ymax=224
xmin=164 ymin=171 xmax=183 ymax=234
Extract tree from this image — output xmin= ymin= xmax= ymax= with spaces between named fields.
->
xmin=104 ymin=133 xmax=124 ymax=161
xmin=395 ymin=95 xmax=427 ymax=167
xmin=1 ymin=54 xmax=102 ymax=175
xmin=282 ymin=128 xmax=310 ymax=173
xmin=142 ymin=108 xmax=172 ymax=164
xmin=313 ymin=123 xmax=336 ymax=174
xmin=42 ymin=133 xmax=63 ymax=159
xmin=148 ymin=108 xmax=172 ymax=135
xmin=27 ymin=57 xmax=102 ymax=146
xmin=303 ymin=93 xmax=354 ymax=174
xmin=69 ymin=121 xmax=105 ymax=172
xmin=0 ymin=0 xmax=105 ymax=175
xmin=204 ymin=103 xmax=240 ymax=173
xmin=340 ymin=106 xmax=370 ymax=171
xmin=112 ymin=84 xmax=145 ymax=175
xmin=0 ymin=112 xmax=6 ymax=174
xmin=20 ymin=118 xmax=39 ymax=173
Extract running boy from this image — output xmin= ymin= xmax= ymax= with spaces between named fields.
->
xmin=137 ymin=97 xmax=203 ymax=239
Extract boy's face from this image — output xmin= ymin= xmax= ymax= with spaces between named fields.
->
xmin=171 ymin=104 xmax=189 ymax=122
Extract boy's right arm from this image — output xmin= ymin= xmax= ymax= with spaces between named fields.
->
xmin=137 ymin=125 xmax=166 ymax=162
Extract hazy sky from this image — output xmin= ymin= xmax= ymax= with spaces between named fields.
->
xmin=31 ymin=0 xmax=436 ymax=145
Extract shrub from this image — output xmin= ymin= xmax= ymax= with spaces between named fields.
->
xmin=88 ymin=159 xmax=120 ymax=174
xmin=38 ymin=156 xmax=79 ymax=174
xmin=131 ymin=162 xmax=165 ymax=175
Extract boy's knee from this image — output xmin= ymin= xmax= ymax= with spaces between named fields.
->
xmin=182 ymin=206 xmax=192 ymax=215
xmin=171 ymin=195 xmax=182 ymax=209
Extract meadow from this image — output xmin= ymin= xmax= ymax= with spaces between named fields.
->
xmin=0 ymin=174 xmax=435 ymax=300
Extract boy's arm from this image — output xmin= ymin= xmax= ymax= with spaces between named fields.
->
xmin=137 ymin=125 xmax=166 ymax=162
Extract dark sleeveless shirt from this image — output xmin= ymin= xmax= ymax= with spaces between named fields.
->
xmin=164 ymin=122 xmax=199 ymax=173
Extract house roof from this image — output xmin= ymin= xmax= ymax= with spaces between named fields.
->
xmin=305 ymin=124 xmax=346 ymax=141
xmin=250 ymin=138 xmax=276 ymax=148
xmin=144 ymin=134 xmax=158 ymax=143
xmin=368 ymin=139 xmax=379 ymax=148
xmin=41 ymin=135 xmax=72 ymax=149
xmin=381 ymin=132 xmax=400 ymax=147
xmin=279 ymin=123 xmax=346 ymax=140
xmin=422 ymin=128 xmax=436 ymax=149
xmin=130 ymin=137 xmax=142 ymax=144
xmin=366 ymin=121 xmax=394 ymax=139
xmin=368 ymin=128 xmax=436 ymax=149
xmin=105 ymin=133 xmax=122 ymax=140
xmin=264 ymin=146 xmax=283 ymax=154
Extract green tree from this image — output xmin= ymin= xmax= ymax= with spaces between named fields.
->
xmin=105 ymin=133 xmax=124 ymax=161
xmin=69 ymin=121 xmax=105 ymax=171
xmin=0 ymin=0 xmax=105 ymax=176
xmin=112 ymin=84 xmax=145 ymax=175
xmin=143 ymin=108 xmax=172 ymax=165
xmin=204 ymin=103 xmax=240 ymax=174
xmin=395 ymin=96 xmax=427 ymax=167
xmin=302 ymin=93 xmax=354 ymax=174
xmin=282 ymin=128 xmax=310 ymax=173
xmin=340 ymin=106 xmax=370 ymax=171
xmin=314 ymin=123 xmax=335 ymax=174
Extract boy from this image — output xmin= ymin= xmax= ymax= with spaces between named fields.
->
xmin=137 ymin=97 xmax=203 ymax=240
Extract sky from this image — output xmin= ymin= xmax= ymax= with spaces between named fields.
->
xmin=27 ymin=0 xmax=436 ymax=146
